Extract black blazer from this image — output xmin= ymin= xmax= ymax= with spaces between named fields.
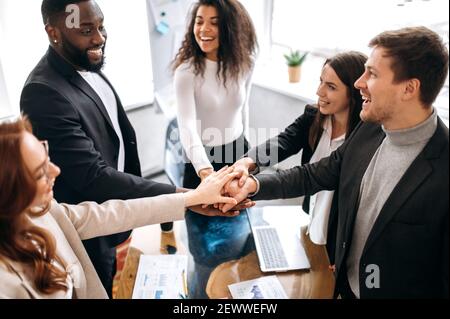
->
xmin=20 ymin=47 xmax=176 ymax=248
xmin=254 ymin=119 xmax=449 ymax=298
xmin=246 ymin=105 xmax=339 ymax=263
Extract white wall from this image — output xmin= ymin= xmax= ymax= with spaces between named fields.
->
xmin=0 ymin=0 xmax=155 ymax=115
xmin=0 ymin=57 xmax=12 ymax=119
xmin=0 ymin=18 xmax=12 ymax=118
xmin=0 ymin=0 xmax=47 ymax=116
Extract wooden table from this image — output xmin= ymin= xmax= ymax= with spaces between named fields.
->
xmin=206 ymin=226 xmax=336 ymax=299
xmin=115 ymin=219 xmax=336 ymax=299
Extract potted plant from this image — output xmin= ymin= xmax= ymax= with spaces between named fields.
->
xmin=284 ymin=50 xmax=308 ymax=83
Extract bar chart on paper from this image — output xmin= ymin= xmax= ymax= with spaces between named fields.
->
xmin=132 ymin=255 xmax=188 ymax=299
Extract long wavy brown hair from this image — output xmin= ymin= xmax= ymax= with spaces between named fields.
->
xmin=173 ymin=0 xmax=258 ymax=86
xmin=0 ymin=117 xmax=68 ymax=295
xmin=309 ymin=51 xmax=367 ymax=149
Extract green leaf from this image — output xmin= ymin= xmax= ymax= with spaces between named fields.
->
xmin=284 ymin=50 xmax=309 ymax=66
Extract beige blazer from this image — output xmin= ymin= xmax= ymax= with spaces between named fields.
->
xmin=0 ymin=193 xmax=186 ymax=299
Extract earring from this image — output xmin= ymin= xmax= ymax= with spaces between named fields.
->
xmin=53 ymin=39 xmax=58 ymax=44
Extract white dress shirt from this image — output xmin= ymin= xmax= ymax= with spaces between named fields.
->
xmin=307 ymin=116 xmax=345 ymax=245
xmin=78 ymin=71 xmax=125 ymax=172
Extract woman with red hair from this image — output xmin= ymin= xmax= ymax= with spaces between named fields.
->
xmin=0 ymin=116 xmax=242 ymax=299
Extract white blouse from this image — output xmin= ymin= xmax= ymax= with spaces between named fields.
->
xmin=307 ymin=116 xmax=345 ymax=245
xmin=174 ymin=59 xmax=253 ymax=174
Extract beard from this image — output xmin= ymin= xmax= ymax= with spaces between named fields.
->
xmin=360 ymin=103 xmax=392 ymax=125
xmin=60 ymin=34 xmax=106 ymax=72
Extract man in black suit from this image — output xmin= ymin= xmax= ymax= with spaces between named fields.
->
xmin=227 ymin=26 xmax=449 ymax=298
xmin=20 ymin=0 xmax=248 ymax=297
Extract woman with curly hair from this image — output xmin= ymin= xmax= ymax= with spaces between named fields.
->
xmin=171 ymin=0 xmax=258 ymax=298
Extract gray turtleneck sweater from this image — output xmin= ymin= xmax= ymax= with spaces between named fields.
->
xmin=347 ymin=109 xmax=438 ymax=298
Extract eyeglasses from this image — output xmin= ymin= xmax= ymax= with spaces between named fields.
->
xmin=41 ymin=140 xmax=49 ymax=156
xmin=37 ymin=140 xmax=51 ymax=184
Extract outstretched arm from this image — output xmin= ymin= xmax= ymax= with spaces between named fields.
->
xmin=233 ymin=105 xmax=318 ymax=187
xmin=223 ymin=141 xmax=348 ymax=212
xmin=58 ymin=167 xmax=245 ymax=240
xmin=21 ymin=83 xmax=176 ymax=202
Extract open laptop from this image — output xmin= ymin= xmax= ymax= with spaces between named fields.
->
xmin=247 ymin=206 xmax=311 ymax=272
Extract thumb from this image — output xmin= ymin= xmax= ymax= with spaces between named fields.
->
xmin=234 ymin=169 xmax=243 ymax=178
xmin=239 ymin=172 xmax=248 ymax=187
xmin=221 ymin=172 xmax=240 ymax=187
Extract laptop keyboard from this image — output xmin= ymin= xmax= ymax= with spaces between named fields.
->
xmin=255 ymin=227 xmax=289 ymax=270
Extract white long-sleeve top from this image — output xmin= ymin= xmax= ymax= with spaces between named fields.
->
xmin=174 ymin=59 xmax=253 ymax=175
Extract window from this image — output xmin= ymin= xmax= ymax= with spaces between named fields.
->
xmin=272 ymin=0 xmax=449 ymax=56
xmin=267 ymin=0 xmax=449 ymax=124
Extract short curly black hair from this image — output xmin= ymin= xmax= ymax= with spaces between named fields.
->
xmin=41 ymin=0 xmax=89 ymax=25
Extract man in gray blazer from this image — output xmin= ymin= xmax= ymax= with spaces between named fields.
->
xmin=227 ymin=26 xmax=449 ymax=298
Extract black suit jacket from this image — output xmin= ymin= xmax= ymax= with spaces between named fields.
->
xmin=254 ymin=119 xmax=449 ymax=298
xmin=20 ymin=47 xmax=176 ymax=247
xmin=246 ymin=104 xmax=339 ymax=263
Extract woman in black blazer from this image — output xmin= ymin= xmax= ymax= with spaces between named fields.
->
xmin=231 ymin=51 xmax=367 ymax=265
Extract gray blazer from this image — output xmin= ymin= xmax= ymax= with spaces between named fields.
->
xmin=0 ymin=193 xmax=186 ymax=299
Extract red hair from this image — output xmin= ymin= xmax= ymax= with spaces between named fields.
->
xmin=0 ymin=116 xmax=68 ymax=295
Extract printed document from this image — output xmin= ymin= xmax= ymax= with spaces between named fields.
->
xmin=228 ymin=276 xmax=288 ymax=299
xmin=132 ymin=255 xmax=188 ymax=299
